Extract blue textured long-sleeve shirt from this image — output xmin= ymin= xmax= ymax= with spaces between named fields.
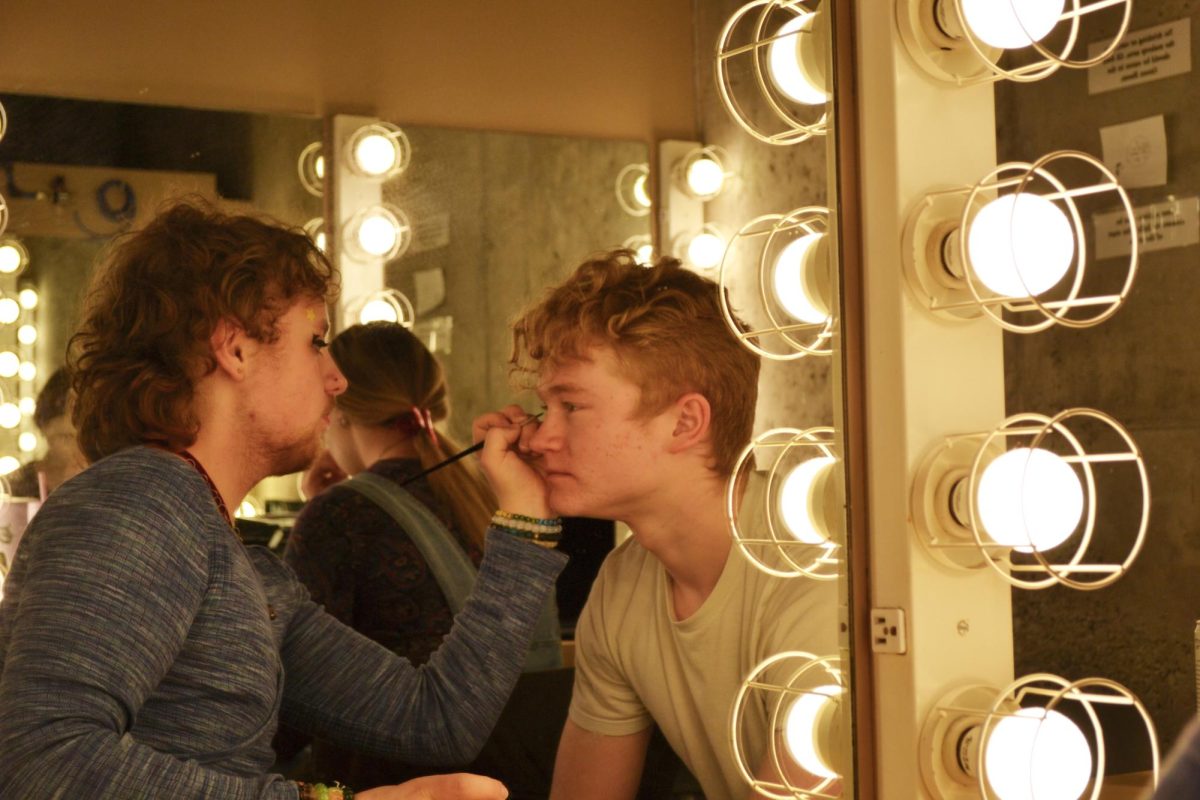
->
xmin=0 ymin=446 xmax=566 ymax=798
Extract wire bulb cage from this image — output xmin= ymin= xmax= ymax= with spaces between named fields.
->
xmin=351 ymin=288 xmax=416 ymax=328
xmin=920 ymin=674 xmax=1157 ymax=800
xmin=672 ymin=145 xmax=734 ymax=201
xmin=297 ymin=141 xmax=326 ymax=198
xmin=731 ymin=651 xmax=846 ymax=799
xmin=0 ymin=100 xmax=7 ymax=143
xmin=716 ymin=0 xmax=830 ymax=145
xmin=341 ymin=204 xmax=412 ymax=263
xmin=912 ymin=407 xmax=1148 ymax=591
xmin=346 ymin=122 xmax=411 ymax=181
xmin=728 ymin=427 xmax=842 ymax=581
xmin=902 ymin=150 xmax=1135 ymax=334
xmin=615 ymin=163 xmax=653 ymax=217
xmin=897 ymin=0 xmax=1132 ymax=85
xmin=0 ymin=193 xmax=8 ymax=239
xmin=720 ymin=206 xmax=834 ymax=360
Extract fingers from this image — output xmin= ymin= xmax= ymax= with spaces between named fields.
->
xmin=472 ymin=404 xmax=530 ymax=445
xmin=356 ymin=773 xmax=509 ymax=800
xmin=428 ymin=773 xmax=508 ymax=799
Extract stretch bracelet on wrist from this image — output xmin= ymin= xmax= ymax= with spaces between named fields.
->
xmin=494 ymin=509 xmax=562 ymax=527
xmin=296 ymin=781 xmax=355 ymax=800
xmin=492 ymin=521 xmax=562 ymax=548
xmin=491 ymin=511 xmax=562 ymax=534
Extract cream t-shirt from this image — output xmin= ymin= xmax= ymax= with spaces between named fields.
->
xmin=568 ymin=537 xmax=839 ymax=800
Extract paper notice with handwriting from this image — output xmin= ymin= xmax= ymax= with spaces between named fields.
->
xmin=1089 ymin=19 xmax=1191 ymax=94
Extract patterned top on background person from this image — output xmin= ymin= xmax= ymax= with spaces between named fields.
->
xmin=285 ymin=457 xmax=482 ymax=666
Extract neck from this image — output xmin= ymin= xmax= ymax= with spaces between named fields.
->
xmin=184 ymin=437 xmax=258 ymax=521
xmin=624 ymin=469 xmax=732 ymax=620
xmin=358 ymin=427 xmax=420 ymax=467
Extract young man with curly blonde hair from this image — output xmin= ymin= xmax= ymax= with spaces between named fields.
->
xmin=478 ymin=251 xmax=837 ymax=800
xmin=0 ymin=200 xmax=564 ymax=800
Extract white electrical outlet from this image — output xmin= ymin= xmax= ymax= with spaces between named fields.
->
xmin=871 ymin=607 xmax=907 ymax=655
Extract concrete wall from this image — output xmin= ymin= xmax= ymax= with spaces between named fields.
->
xmin=0 ymin=0 xmax=695 ymax=143
xmin=996 ymin=0 xmax=1200 ymax=765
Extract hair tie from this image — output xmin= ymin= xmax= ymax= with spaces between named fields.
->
xmin=410 ymin=406 xmax=437 ymax=444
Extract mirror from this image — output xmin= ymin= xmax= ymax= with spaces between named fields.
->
xmin=328 ymin=114 xmax=651 ymax=446
xmin=993 ymin=0 xmax=1195 ymax=777
xmin=692 ymin=0 xmax=857 ymax=796
xmin=0 ymin=92 xmax=322 ymax=476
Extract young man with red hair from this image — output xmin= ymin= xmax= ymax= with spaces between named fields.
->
xmin=478 ymin=251 xmax=838 ymax=800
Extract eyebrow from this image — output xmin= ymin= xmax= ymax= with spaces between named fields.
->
xmin=537 ymin=381 xmax=588 ymax=398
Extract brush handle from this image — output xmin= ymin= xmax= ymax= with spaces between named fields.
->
xmin=396 ymin=413 xmax=539 ymax=488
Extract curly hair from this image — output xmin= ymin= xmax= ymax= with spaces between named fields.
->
xmin=330 ymin=322 xmax=497 ymax=548
xmin=509 ymin=250 xmax=759 ymax=475
xmin=68 ymin=199 xmax=338 ymax=462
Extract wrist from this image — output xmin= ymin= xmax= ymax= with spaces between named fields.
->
xmin=491 ymin=509 xmax=563 ymax=548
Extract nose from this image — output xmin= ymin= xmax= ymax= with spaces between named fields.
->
xmin=324 ymin=351 xmax=348 ymax=396
xmin=528 ymin=414 xmax=560 ymax=454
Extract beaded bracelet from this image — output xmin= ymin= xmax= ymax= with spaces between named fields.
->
xmin=491 ymin=509 xmax=563 ymax=548
xmin=296 ymin=780 xmax=355 ymax=800
xmin=494 ymin=509 xmax=562 ymax=528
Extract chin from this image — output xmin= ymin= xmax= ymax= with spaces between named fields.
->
xmin=269 ymin=433 xmax=321 ymax=477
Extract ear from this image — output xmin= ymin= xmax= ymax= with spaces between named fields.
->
xmin=666 ymin=392 xmax=712 ymax=455
xmin=210 ymin=318 xmax=250 ymax=381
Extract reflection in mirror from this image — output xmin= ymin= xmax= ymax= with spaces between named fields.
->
xmin=699 ymin=0 xmax=856 ymax=796
xmin=0 ymin=93 xmax=320 ymax=489
xmin=329 ymin=114 xmax=652 ymax=447
xmin=994 ymin=0 xmax=1200 ymax=782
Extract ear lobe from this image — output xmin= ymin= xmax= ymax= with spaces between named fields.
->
xmin=210 ymin=318 xmax=249 ymax=380
xmin=667 ymin=392 xmax=712 ymax=455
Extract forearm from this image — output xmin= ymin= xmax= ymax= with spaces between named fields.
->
xmin=282 ymin=528 xmax=567 ymax=764
xmin=0 ymin=723 xmax=297 ymax=799
xmin=548 ymin=720 xmax=650 ymax=800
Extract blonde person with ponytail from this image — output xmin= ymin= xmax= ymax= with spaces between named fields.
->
xmin=283 ymin=321 xmax=562 ymax=791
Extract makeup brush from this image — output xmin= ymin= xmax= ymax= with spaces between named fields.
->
xmin=397 ymin=412 xmax=542 ymax=488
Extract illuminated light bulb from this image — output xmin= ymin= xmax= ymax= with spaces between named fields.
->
xmin=18 ymin=288 xmax=37 ymax=309
xmin=632 ymin=174 xmax=652 ymax=209
xmin=0 ymin=352 xmax=18 ymax=378
xmin=360 ymin=298 xmax=400 ymax=324
xmin=772 ymin=232 xmax=831 ymax=324
xmin=0 ymin=244 xmax=24 ymax=274
xmin=767 ymin=12 xmax=828 ymax=105
xmin=0 ymin=298 xmax=19 ymax=325
xmin=16 ymin=325 xmax=36 ymax=345
xmin=17 ymin=432 xmax=35 ymax=453
xmin=0 ymin=456 xmax=19 ymax=475
xmin=686 ymin=157 xmax=726 ymax=198
xmin=357 ymin=214 xmax=400 ymax=258
xmin=18 ymin=397 xmax=34 ymax=416
xmin=354 ymin=133 xmax=401 ymax=177
xmin=687 ymin=232 xmax=726 ymax=271
xmin=977 ymin=447 xmax=1083 ymax=553
xmin=779 ymin=455 xmax=837 ymax=544
xmin=18 ymin=362 xmax=35 ymax=382
xmin=635 ymin=244 xmax=655 ymax=267
xmin=314 ymin=230 xmax=328 ymax=253
xmin=783 ymin=684 xmax=842 ymax=780
xmin=961 ymin=0 xmax=1065 ymax=50
xmin=0 ymin=403 xmax=21 ymax=429
xmin=237 ymin=499 xmax=261 ymax=519
xmin=985 ymin=707 xmax=1092 ymax=800
xmin=968 ymin=193 xmax=1075 ymax=298
xmin=314 ymin=154 xmax=326 ymax=180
